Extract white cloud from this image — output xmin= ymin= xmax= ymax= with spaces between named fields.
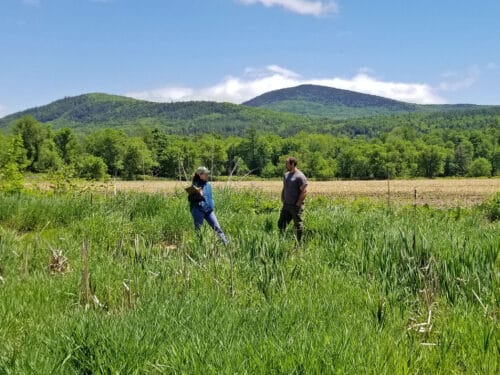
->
xmin=308 ymin=73 xmax=445 ymax=104
xmin=486 ymin=62 xmax=498 ymax=70
xmin=238 ymin=0 xmax=338 ymax=16
xmin=0 ymin=104 xmax=8 ymax=119
xmin=126 ymin=65 xmax=446 ymax=105
xmin=437 ymin=66 xmax=480 ymax=92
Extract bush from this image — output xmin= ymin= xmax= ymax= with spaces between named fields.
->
xmin=76 ymin=155 xmax=108 ymax=180
xmin=468 ymin=157 xmax=492 ymax=177
xmin=483 ymin=192 xmax=500 ymax=221
xmin=0 ymin=163 xmax=24 ymax=194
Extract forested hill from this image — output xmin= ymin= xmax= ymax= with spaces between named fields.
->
xmin=0 ymin=93 xmax=326 ymax=135
xmin=242 ymin=84 xmax=481 ymax=119
xmin=1 ymin=90 xmax=499 ymax=138
xmin=0 ymin=93 xmax=499 ymax=181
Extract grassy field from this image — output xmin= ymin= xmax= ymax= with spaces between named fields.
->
xmin=81 ymin=178 xmax=500 ymax=207
xmin=0 ymin=185 xmax=499 ymax=373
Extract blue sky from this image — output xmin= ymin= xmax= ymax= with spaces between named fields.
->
xmin=1 ymin=0 xmax=499 ymax=117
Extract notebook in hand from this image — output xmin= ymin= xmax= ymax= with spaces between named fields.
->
xmin=185 ymin=185 xmax=201 ymax=194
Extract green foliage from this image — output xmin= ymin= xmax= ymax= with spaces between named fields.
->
xmin=54 ymin=127 xmax=80 ymax=165
xmin=122 ymin=137 xmax=157 ymax=179
xmin=492 ymin=147 xmax=500 ymax=176
xmin=236 ymin=127 xmax=274 ymax=174
xmin=47 ymin=166 xmax=77 ymax=193
xmin=417 ymin=145 xmax=445 ymax=178
xmin=243 ymin=84 xmax=419 ymax=118
xmin=13 ymin=115 xmax=45 ymax=171
xmin=0 ymin=163 xmax=24 ymax=193
xmin=454 ymin=139 xmax=474 ymax=176
xmin=0 ymin=133 xmax=26 ymax=193
xmin=0 ymin=93 xmax=499 ymax=180
xmin=483 ymin=192 xmax=500 ymax=221
xmin=76 ymin=155 xmax=108 ymax=180
xmin=0 ymin=190 xmax=498 ymax=373
xmin=84 ymin=128 xmax=127 ymax=175
xmin=2 ymin=92 xmax=499 ymax=138
xmin=0 ymin=133 xmax=27 ymax=170
xmin=32 ymin=138 xmax=63 ymax=172
xmin=12 ymin=115 xmax=62 ymax=172
xmin=468 ymin=157 xmax=492 ymax=177
xmin=337 ymin=146 xmax=370 ymax=179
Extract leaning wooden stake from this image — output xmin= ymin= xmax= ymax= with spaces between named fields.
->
xmin=229 ymin=243 xmax=235 ymax=297
xmin=413 ymin=188 xmax=417 ymax=253
xmin=123 ymin=275 xmax=132 ymax=309
xmin=134 ymin=234 xmax=139 ymax=264
xmin=82 ymin=239 xmax=91 ymax=310
xmin=386 ymin=168 xmax=391 ymax=209
xmin=212 ymin=233 xmax=219 ymax=290
xmin=180 ymin=233 xmax=190 ymax=289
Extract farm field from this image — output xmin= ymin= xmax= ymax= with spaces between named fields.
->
xmin=0 ymin=187 xmax=499 ymax=373
xmin=85 ymin=178 xmax=500 ymax=207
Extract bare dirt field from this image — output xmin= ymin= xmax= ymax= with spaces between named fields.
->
xmin=86 ymin=178 xmax=500 ymax=207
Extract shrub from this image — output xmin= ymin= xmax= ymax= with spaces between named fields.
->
xmin=0 ymin=163 xmax=24 ymax=194
xmin=468 ymin=157 xmax=492 ymax=177
xmin=76 ymin=155 xmax=108 ymax=180
xmin=483 ymin=192 xmax=500 ymax=221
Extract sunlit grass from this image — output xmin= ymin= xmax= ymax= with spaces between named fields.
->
xmin=0 ymin=189 xmax=498 ymax=373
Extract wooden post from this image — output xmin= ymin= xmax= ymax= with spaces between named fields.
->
xmin=82 ymin=239 xmax=91 ymax=310
xmin=229 ymin=243 xmax=235 ymax=297
xmin=413 ymin=188 xmax=417 ymax=253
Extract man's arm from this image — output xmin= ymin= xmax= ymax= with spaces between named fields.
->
xmin=296 ymin=185 xmax=307 ymax=207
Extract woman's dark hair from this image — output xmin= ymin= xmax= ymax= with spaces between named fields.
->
xmin=192 ymin=173 xmax=204 ymax=185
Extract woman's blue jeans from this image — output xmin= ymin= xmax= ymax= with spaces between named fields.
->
xmin=191 ymin=207 xmax=228 ymax=244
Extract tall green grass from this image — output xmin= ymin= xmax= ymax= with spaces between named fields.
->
xmin=0 ymin=189 xmax=498 ymax=373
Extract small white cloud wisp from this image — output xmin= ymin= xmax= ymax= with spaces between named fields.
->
xmin=0 ymin=104 xmax=8 ymax=119
xmin=126 ymin=66 xmax=446 ymax=105
xmin=238 ymin=0 xmax=338 ymax=17
xmin=437 ymin=66 xmax=480 ymax=92
xmin=486 ymin=62 xmax=498 ymax=70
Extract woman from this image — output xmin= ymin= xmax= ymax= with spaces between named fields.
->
xmin=187 ymin=166 xmax=228 ymax=244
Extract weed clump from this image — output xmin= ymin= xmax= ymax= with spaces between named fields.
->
xmin=482 ymin=192 xmax=500 ymax=221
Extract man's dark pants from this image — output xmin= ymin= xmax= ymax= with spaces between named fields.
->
xmin=278 ymin=204 xmax=304 ymax=241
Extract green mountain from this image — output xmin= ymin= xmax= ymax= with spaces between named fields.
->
xmin=1 ymin=88 xmax=498 ymax=138
xmin=242 ymin=84 xmax=480 ymax=119
xmin=0 ymin=93 xmax=327 ymax=136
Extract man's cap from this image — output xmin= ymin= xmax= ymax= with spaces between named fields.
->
xmin=195 ymin=166 xmax=210 ymax=174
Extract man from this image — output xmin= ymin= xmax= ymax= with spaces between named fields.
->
xmin=278 ymin=156 xmax=308 ymax=242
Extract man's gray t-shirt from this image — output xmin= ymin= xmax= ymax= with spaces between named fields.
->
xmin=283 ymin=170 xmax=308 ymax=205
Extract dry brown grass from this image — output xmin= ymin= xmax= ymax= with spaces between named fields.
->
xmin=78 ymin=178 xmax=500 ymax=207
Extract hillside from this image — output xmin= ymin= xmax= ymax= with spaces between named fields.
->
xmin=242 ymin=84 xmax=420 ymax=118
xmin=0 ymin=93 xmax=328 ymax=136
xmin=1 ymin=89 xmax=499 ymax=138
xmin=242 ymin=84 xmax=482 ymax=119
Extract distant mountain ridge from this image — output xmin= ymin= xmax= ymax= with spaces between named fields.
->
xmin=0 ymin=85 xmax=496 ymax=136
xmin=242 ymin=84 xmax=481 ymax=119
xmin=243 ymin=84 xmax=417 ymax=109
xmin=0 ymin=92 xmax=324 ymax=135
xmin=0 ymin=93 xmax=237 ymax=124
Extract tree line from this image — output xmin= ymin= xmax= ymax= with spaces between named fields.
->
xmin=0 ymin=115 xmax=499 ymax=191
